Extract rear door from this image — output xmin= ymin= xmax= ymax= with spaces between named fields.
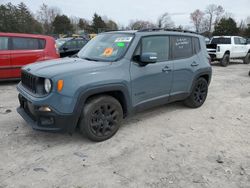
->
xmin=10 ymin=37 xmax=45 ymax=78
xmin=0 ymin=36 xmax=12 ymax=79
xmin=239 ymin=37 xmax=248 ymax=57
xmin=232 ymin=37 xmax=242 ymax=58
xmin=170 ymin=36 xmax=200 ymax=97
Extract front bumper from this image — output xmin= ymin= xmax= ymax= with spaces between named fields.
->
xmin=208 ymin=52 xmax=224 ymax=60
xmin=17 ymin=94 xmax=77 ymax=132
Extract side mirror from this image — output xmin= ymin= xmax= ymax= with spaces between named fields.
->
xmin=140 ymin=52 xmax=158 ymax=64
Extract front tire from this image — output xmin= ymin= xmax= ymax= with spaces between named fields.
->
xmin=79 ymin=95 xmax=123 ymax=142
xmin=184 ymin=77 xmax=208 ymax=108
xmin=243 ymin=53 xmax=250 ymax=64
xmin=220 ymin=54 xmax=230 ymax=67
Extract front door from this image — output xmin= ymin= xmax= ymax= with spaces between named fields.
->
xmin=130 ymin=35 xmax=173 ymax=107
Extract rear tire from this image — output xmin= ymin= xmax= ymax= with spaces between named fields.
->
xmin=184 ymin=77 xmax=208 ymax=108
xmin=243 ymin=53 xmax=250 ymax=64
xmin=220 ymin=54 xmax=230 ymax=67
xmin=79 ymin=95 xmax=123 ymax=142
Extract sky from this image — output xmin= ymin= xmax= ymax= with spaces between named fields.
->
xmin=1 ymin=0 xmax=250 ymax=28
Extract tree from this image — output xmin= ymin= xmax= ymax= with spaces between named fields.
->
xmin=36 ymin=3 xmax=61 ymax=34
xmin=0 ymin=2 xmax=42 ymax=33
xmin=190 ymin=9 xmax=204 ymax=32
xmin=158 ymin=13 xmax=174 ymax=28
xmin=78 ymin=18 xmax=93 ymax=33
xmin=205 ymin=4 xmax=224 ymax=33
xmin=213 ymin=17 xmax=239 ymax=36
xmin=129 ymin=20 xmax=156 ymax=30
xmin=52 ymin=14 xmax=73 ymax=34
xmin=106 ymin=20 xmax=118 ymax=31
xmin=92 ymin=13 xmax=107 ymax=33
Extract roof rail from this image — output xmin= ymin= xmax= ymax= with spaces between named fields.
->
xmin=138 ymin=28 xmax=199 ymax=35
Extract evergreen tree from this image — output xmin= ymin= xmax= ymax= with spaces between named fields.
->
xmin=0 ymin=2 xmax=42 ymax=33
xmin=52 ymin=14 xmax=73 ymax=34
xmin=213 ymin=17 xmax=239 ymax=36
xmin=92 ymin=13 xmax=107 ymax=33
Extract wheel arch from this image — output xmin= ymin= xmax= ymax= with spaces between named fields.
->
xmin=189 ymin=70 xmax=212 ymax=94
xmin=72 ymin=84 xmax=132 ymax=131
xmin=224 ymin=50 xmax=230 ymax=55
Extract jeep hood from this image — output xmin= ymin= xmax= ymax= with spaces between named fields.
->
xmin=22 ymin=58 xmax=112 ymax=78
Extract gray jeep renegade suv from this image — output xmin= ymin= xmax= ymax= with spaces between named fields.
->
xmin=17 ymin=29 xmax=212 ymax=141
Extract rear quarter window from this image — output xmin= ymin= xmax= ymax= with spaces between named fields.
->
xmin=193 ymin=37 xmax=201 ymax=54
xmin=171 ymin=36 xmax=192 ymax=59
xmin=12 ymin=37 xmax=46 ymax=50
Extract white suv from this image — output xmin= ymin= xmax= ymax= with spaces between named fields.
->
xmin=207 ymin=36 xmax=250 ymax=66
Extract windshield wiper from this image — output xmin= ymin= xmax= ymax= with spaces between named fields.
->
xmin=82 ymin=57 xmax=100 ymax=62
xmin=70 ymin=54 xmax=79 ymax=58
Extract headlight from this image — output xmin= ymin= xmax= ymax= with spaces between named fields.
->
xmin=44 ymin=78 xmax=52 ymax=93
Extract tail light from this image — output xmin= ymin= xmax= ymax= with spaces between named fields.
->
xmin=55 ymin=43 xmax=60 ymax=57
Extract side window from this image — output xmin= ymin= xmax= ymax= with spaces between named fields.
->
xmin=234 ymin=37 xmax=240 ymax=45
xmin=65 ymin=40 xmax=77 ymax=49
xmin=38 ymin=39 xmax=46 ymax=49
xmin=12 ymin=37 xmax=44 ymax=50
xmin=171 ymin=36 xmax=193 ymax=59
xmin=78 ymin=39 xmax=87 ymax=48
xmin=141 ymin=36 xmax=169 ymax=62
xmin=0 ymin=37 xmax=8 ymax=50
xmin=193 ymin=37 xmax=201 ymax=54
xmin=239 ymin=38 xmax=246 ymax=45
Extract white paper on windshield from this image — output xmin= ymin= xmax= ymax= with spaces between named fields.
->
xmin=115 ymin=37 xmax=133 ymax=43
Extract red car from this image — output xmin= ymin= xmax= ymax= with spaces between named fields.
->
xmin=0 ymin=33 xmax=59 ymax=80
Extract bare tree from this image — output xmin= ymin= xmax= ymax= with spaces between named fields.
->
xmin=36 ymin=4 xmax=61 ymax=34
xmin=246 ymin=16 xmax=250 ymax=26
xmin=158 ymin=13 xmax=175 ymax=28
xmin=190 ymin=9 xmax=204 ymax=32
xmin=205 ymin=4 xmax=224 ymax=33
xmin=129 ymin=20 xmax=156 ymax=30
xmin=70 ymin=16 xmax=80 ymax=33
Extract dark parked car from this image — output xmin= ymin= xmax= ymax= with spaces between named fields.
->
xmin=56 ymin=37 xmax=88 ymax=57
xmin=17 ymin=29 xmax=212 ymax=142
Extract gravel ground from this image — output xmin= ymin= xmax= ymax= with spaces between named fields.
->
xmin=0 ymin=62 xmax=250 ymax=188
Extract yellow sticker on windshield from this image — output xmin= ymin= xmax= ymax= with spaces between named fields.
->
xmin=103 ymin=48 xmax=113 ymax=57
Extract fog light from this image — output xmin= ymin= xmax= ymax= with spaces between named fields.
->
xmin=40 ymin=117 xmax=54 ymax=126
xmin=38 ymin=106 xmax=52 ymax=112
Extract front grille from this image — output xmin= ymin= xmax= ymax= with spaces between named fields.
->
xmin=21 ymin=71 xmax=37 ymax=93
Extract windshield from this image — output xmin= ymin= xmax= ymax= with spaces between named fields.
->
xmin=211 ymin=37 xmax=231 ymax=44
xmin=56 ymin=38 xmax=70 ymax=47
xmin=78 ymin=33 xmax=134 ymax=62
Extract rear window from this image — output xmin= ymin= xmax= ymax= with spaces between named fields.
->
xmin=211 ymin=37 xmax=231 ymax=44
xmin=0 ymin=37 xmax=8 ymax=50
xmin=12 ymin=37 xmax=45 ymax=50
xmin=171 ymin=36 xmax=192 ymax=59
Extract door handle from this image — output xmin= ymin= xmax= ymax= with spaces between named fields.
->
xmin=162 ymin=66 xmax=172 ymax=72
xmin=191 ymin=62 xmax=199 ymax=67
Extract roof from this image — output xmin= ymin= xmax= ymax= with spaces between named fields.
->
xmin=212 ymin=36 xmax=244 ymax=38
xmin=0 ymin=32 xmax=53 ymax=39
xmin=105 ymin=28 xmax=200 ymax=37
